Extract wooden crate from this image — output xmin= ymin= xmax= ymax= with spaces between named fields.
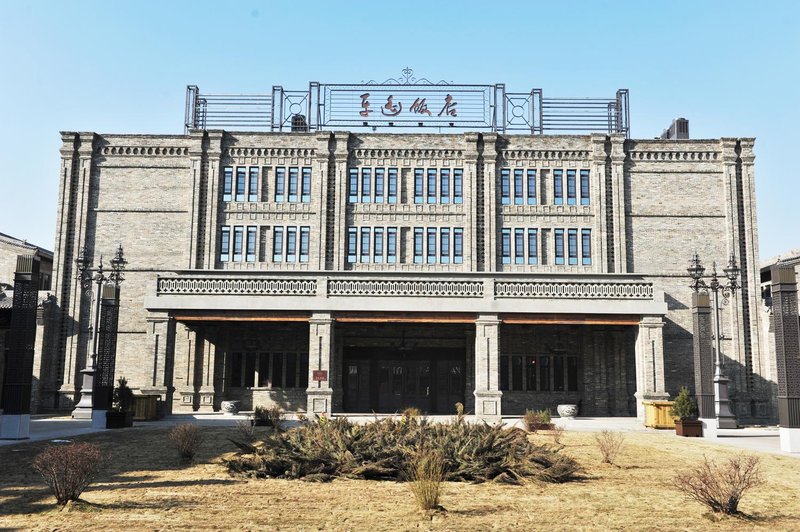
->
xmin=643 ymin=400 xmax=676 ymax=429
xmin=132 ymin=395 xmax=160 ymax=421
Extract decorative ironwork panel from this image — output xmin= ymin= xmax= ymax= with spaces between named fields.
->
xmin=327 ymin=279 xmax=484 ymax=298
xmin=157 ymin=278 xmax=317 ymax=296
xmin=771 ymin=265 xmax=800 ymax=427
xmin=94 ymin=285 xmax=120 ymax=410
xmin=494 ymin=281 xmax=653 ymax=299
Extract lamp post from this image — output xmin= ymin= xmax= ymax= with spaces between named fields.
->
xmin=687 ymin=252 xmax=740 ymax=430
xmin=71 ymin=245 xmax=126 ymax=426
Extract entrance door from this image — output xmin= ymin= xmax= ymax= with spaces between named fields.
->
xmin=376 ymin=360 xmax=431 ymax=412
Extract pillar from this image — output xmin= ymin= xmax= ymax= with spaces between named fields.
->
xmin=692 ymin=292 xmax=715 ymax=419
xmin=473 ymin=314 xmax=502 ymax=423
xmin=142 ymin=313 xmax=173 ymax=411
xmin=1 ymin=255 xmax=40 ymax=439
xmin=195 ymin=328 xmax=216 ymax=412
xmin=306 ymin=312 xmax=336 ymax=416
xmin=634 ymin=315 xmax=669 ymax=419
xmin=771 ymin=265 xmax=800 ymax=452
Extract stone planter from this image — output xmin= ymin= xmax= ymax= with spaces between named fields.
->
xmin=557 ymin=404 xmax=578 ymax=418
xmin=221 ymin=400 xmax=242 ymax=415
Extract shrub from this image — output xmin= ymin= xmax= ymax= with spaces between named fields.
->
xmin=673 ymin=454 xmax=763 ymax=515
xmin=595 ymin=430 xmax=625 ymax=464
xmin=236 ymin=419 xmax=257 ymax=442
xmin=550 ymin=425 xmax=566 ymax=445
xmin=226 ymin=417 xmax=582 ymax=484
xmin=407 ymin=451 xmax=446 ymax=511
xmin=32 ymin=442 xmax=106 ymax=506
xmin=522 ymin=409 xmax=552 ymax=432
xmin=402 ymin=407 xmax=422 ymax=419
xmin=112 ymin=377 xmax=134 ymax=412
xmin=671 ymin=387 xmax=699 ymax=421
xmin=254 ymin=405 xmax=283 ymax=429
xmin=168 ymin=423 xmax=204 ymax=463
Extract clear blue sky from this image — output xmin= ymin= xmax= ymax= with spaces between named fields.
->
xmin=1 ymin=0 xmax=797 ymax=260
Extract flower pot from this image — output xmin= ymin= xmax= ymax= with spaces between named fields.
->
xmin=675 ymin=419 xmax=702 ymax=437
xmin=106 ymin=411 xmax=134 ymax=429
xmin=221 ymin=400 xmax=242 ymax=415
xmin=557 ymin=404 xmax=578 ymax=418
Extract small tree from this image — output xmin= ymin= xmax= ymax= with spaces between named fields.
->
xmin=112 ymin=377 xmax=134 ymax=412
xmin=671 ymin=387 xmax=699 ymax=420
xmin=168 ymin=424 xmax=204 ymax=463
xmin=32 ymin=442 xmax=106 ymax=506
xmin=674 ymin=454 xmax=763 ymax=515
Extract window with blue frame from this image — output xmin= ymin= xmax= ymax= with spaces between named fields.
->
xmin=580 ymin=169 xmax=590 ymax=205
xmin=501 ymin=228 xmax=511 ymax=264
xmin=454 ymin=169 xmax=463 ymax=204
xmin=347 ymin=227 xmax=357 ymax=262
xmin=233 ymin=226 xmax=244 ymax=262
xmin=246 ymin=226 xmax=257 ymax=262
xmin=299 ymin=227 xmax=310 ymax=263
xmin=514 ymin=169 xmax=524 ymax=205
xmin=301 ymin=168 xmax=311 ymax=203
xmin=567 ymin=169 xmax=577 ymax=205
xmin=361 ymin=168 xmax=371 ymax=203
xmin=500 ymin=169 xmax=511 ymax=205
xmin=527 ymin=169 xmax=537 ymax=205
xmin=387 ymin=227 xmax=397 ymax=263
xmin=515 ymin=228 xmax=525 ymax=264
xmin=527 ymin=229 xmax=538 ymax=265
xmin=287 ymin=168 xmax=299 ymax=202
xmin=414 ymin=228 xmax=424 ymax=263
xmin=427 ymin=169 xmax=437 ymax=204
xmin=388 ymin=168 xmax=398 ymax=203
xmin=273 ymin=227 xmax=284 ymax=262
xmin=360 ymin=227 xmax=370 ymax=263
xmin=348 ymin=168 xmax=358 ymax=203
xmin=454 ymin=228 xmax=464 ymax=264
xmin=275 ymin=168 xmax=286 ymax=202
xmin=235 ymin=167 xmax=246 ymax=202
xmin=220 ymin=226 xmax=230 ymax=262
xmin=223 ymin=167 xmax=233 ymax=202
xmin=286 ymin=227 xmax=297 ymax=262
xmin=374 ymin=168 xmax=384 ymax=203
xmin=440 ymin=169 xmax=450 ymax=203
xmin=426 ymin=227 xmax=437 ymax=263
xmin=554 ymin=228 xmax=565 ymax=264
xmin=554 ymin=170 xmax=564 ymax=205
xmin=248 ymin=167 xmax=259 ymax=202
xmin=373 ymin=227 xmax=384 ymax=263
xmin=581 ymin=229 xmax=592 ymax=265
xmin=414 ymin=169 xmax=424 ymax=204
xmin=568 ymin=228 xmax=578 ymax=265
xmin=440 ymin=228 xmax=450 ymax=264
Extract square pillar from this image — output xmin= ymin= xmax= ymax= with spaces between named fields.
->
xmin=473 ymin=314 xmax=502 ymax=423
xmin=771 ymin=265 xmax=800 ymax=452
xmin=196 ymin=328 xmax=216 ymax=412
xmin=692 ymin=292 xmax=715 ymax=419
xmin=306 ymin=312 xmax=336 ymax=416
xmin=634 ymin=315 xmax=669 ymax=419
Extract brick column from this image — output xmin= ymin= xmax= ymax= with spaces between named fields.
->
xmin=142 ymin=314 xmax=173 ymax=406
xmin=195 ymin=327 xmax=216 ymax=412
xmin=634 ymin=315 xmax=669 ymax=419
xmin=771 ymin=265 xmax=800 ymax=452
xmin=692 ymin=292 xmax=715 ymax=419
xmin=306 ymin=312 xmax=336 ymax=416
xmin=473 ymin=314 xmax=501 ymax=423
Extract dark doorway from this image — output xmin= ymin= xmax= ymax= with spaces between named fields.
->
xmin=343 ymin=347 xmax=464 ymax=414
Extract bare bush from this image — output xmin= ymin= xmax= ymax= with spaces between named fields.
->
xmin=236 ymin=420 xmax=257 ymax=441
xmin=168 ymin=423 xmax=204 ymax=463
xmin=32 ymin=442 xmax=106 ymax=506
xmin=407 ymin=451 xmax=446 ymax=511
xmin=550 ymin=425 xmax=566 ymax=445
xmin=595 ymin=430 xmax=625 ymax=464
xmin=522 ymin=409 xmax=551 ymax=432
xmin=673 ymin=454 xmax=763 ymax=515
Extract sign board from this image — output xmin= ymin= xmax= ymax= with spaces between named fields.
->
xmin=312 ymin=370 xmax=328 ymax=382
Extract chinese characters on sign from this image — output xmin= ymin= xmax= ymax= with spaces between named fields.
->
xmin=360 ymin=93 xmax=458 ymax=118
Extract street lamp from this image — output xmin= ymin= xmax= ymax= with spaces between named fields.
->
xmin=71 ymin=244 xmax=126 ymax=427
xmin=688 ymin=252 xmax=739 ymax=429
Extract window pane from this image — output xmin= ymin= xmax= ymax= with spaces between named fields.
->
xmin=501 ymin=228 xmax=511 ymax=264
xmin=223 ymin=167 xmax=233 ymax=202
xmin=454 ymin=169 xmax=463 ymax=204
xmin=375 ymin=168 xmax=384 ymax=203
xmin=427 ymin=169 xmax=437 ymax=203
xmin=273 ymin=227 xmax=284 ymax=262
xmin=554 ymin=169 xmax=563 ymax=205
xmin=567 ymin=169 xmax=576 ymax=205
xmin=414 ymin=169 xmax=424 ymax=204
xmin=301 ymin=167 xmax=311 ymax=203
xmin=440 ymin=228 xmax=450 ymax=264
xmin=514 ymin=169 xmax=524 ymax=205
xmin=527 ymin=229 xmax=538 ymax=265
xmin=440 ymin=169 xmax=450 ymax=203
xmin=300 ymin=226 xmax=310 ymax=263
xmin=360 ymin=227 xmax=370 ymax=263
xmin=361 ymin=168 xmax=371 ymax=203
xmin=246 ymin=226 xmax=257 ymax=262
xmin=501 ymin=169 xmax=510 ymax=205
xmin=236 ymin=167 xmax=246 ymax=202
xmin=582 ymin=229 xmax=592 ymax=265
xmin=286 ymin=227 xmax=297 ymax=262
xmin=275 ymin=168 xmax=285 ymax=202
xmin=388 ymin=168 xmax=398 ymax=203
xmin=568 ymin=229 xmax=578 ymax=265
xmin=347 ymin=227 xmax=357 ymax=263
xmin=348 ymin=168 xmax=359 ymax=203
xmin=387 ymin=227 xmax=397 ymax=263
xmin=220 ymin=226 xmax=230 ymax=262
xmin=248 ymin=167 xmax=259 ymax=202
xmin=414 ymin=228 xmax=423 ymax=264
xmin=426 ymin=227 xmax=436 ymax=264
xmin=233 ymin=226 xmax=244 ymax=262
xmin=555 ymin=229 xmax=565 ymax=265
xmin=454 ymin=228 xmax=463 ymax=264
xmin=288 ymin=167 xmax=299 ymax=202
xmin=526 ymin=169 xmax=537 ymax=205
xmin=580 ymin=169 xmax=590 ymax=205
xmin=374 ymin=227 xmax=384 ymax=263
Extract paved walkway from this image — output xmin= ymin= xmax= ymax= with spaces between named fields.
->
xmin=1 ymin=413 xmax=796 ymax=458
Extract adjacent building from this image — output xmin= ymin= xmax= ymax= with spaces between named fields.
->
xmin=33 ymin=77 xmax=774 ymax=422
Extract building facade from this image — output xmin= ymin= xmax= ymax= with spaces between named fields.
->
xmin=35 ymin=123 xmax=775 ymax=422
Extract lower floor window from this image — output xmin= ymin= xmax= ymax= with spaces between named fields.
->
xmin=499 ymin=354 xmax=579 ymax=392
xmin=229 ymin=351 xmax=309 ymax=389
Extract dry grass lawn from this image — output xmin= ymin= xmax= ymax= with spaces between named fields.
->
xmin=1 ymin=423 xmax=799 ymax=530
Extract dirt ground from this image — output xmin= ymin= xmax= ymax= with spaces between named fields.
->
xmin=1 ymin=424 xmax=799 ymax=531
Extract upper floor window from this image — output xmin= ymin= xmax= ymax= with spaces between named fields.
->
xmin=554 ymin=228 xmax=565 ymax=265
xmin=349 ymin=167 xmax=398 ymax=204
xmin=275 ymin=168 xmax=286 ymax=202
xmin=501 ymin=169 xmax=511 ymax=205
xmin=514 ymin=169 xmax=524 ymax=205
xmin=427 ymin=169 xmax=437 ymax=204
xmin=526 ymin=170 xmax=537 ymax=205
xmin=346 ymin=226 xmax=398 ymax=263
xmin=580 ymin=169 xmax=590 ymax=205
xmin=500 ymin=227 xmax=538 ymax=265
xmin=566 ymin=170 xmax=577 ymax=206
xmin=236 ymin=168 xmax=247 ymax=202
xmin=553 ymin=170 xmax=564 ymax=205
xmin=272 ymin=225 xmax=310 ymax=263
xmin=414 ymin=227 xmax=463 ymax=264
xmin=223 ymin=166 xmax=260 ymax=203
xmin=220 ymin=226 xmax=231 ymax=262
xmin=248 ymin=168 xmax=259 ymax=202
xmin=274 ymin=167 xmax=310 ymax=203
xmin=414 ymin=168 xmax=464 ymax=204
xmin=233 ymin=226 xmax=244 ymax=262
xmin=223 ymin=167 xmax=233 ymax=202
xmin=568 ymin=228 xmax=578 ymax=265
xmin=581 ymin=229 xmax=592 ymax=265
xmin=453 ymin=169 xmax=463 ymax=204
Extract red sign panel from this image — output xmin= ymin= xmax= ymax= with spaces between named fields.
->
xmin=312 ymin=370 xmax=328 ymax=382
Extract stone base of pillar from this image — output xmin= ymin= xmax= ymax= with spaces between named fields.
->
xmin=57 ymin=385 xmax=78 ymax=411
xmin=197 ymin=389 xmax=215 ymax=412
xmin=0 ymin=414 xmax=30 ymax=439
xmin=635 ymin=391 xmax=670 ymax=420
xmin=780 ymin=427 xmax=800 ymax=453
xmin=91 ymin=409 xmax=107 ymax=429
xmin=307 ymin=388 xmax=333 ymax=417
xmin=700 ymin=418 xmax=717 ymax=438
xmin=474 ymin=390 xmax=502 ymax=424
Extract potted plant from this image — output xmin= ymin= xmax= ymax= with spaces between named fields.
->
xmin=106 ymin=377 xmax=135 ymax=429
xmin=671 ymin=387 xmax=701 ymax=437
